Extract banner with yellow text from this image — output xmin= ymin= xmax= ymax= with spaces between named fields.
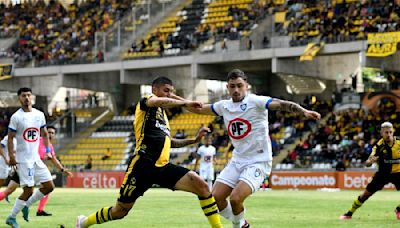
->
xmin=367 ymin=32 xmax=400 ymax=57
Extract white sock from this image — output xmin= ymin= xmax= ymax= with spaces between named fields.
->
xmin=11 ymin=198 xmax=26 ymax=218
xmin=219 ymin=200 xmax=234 ymax=221
xmin=25 ymin=190 xmax=45 ymax=207
xmin=207 ymin=180 xmax=213 ymax=191
xmin=232 ymin=210 xmax=244 ymax=228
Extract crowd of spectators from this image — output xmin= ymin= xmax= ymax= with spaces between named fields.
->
xmin=0 ymin=0 xmax=138 ymax=67
xmin=281 ymin=96 xmax=400 ymax=169
xmin=274 ymin=0 xmax=400 ymax=46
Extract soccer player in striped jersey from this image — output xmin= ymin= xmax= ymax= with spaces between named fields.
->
xmin=76 ymin=77 xmax=222 ymax=228
xmin=340 ymin=121 xmax=400 ymax=220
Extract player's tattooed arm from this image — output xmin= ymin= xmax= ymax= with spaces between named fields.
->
xmin=269 ymin=99 xmax=321 ymax=120
xmin=269 ymin=99 xmax=306 ymax=114
xmin=147 ymin=96 xmax=203 ymax=109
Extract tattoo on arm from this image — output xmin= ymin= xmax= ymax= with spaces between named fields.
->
xmin=278 ymin=100 xmax=305 ymax=114
xmin=171 ymin=138 xmax=196 ymax=148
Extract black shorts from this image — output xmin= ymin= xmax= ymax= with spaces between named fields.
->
xmin=366 ymin=172 xmax=400 ymax=193
xmin=118 ymin=155 xmax=189 ymax=203
xmin=9 ymin=171 xmax=19 ymax=184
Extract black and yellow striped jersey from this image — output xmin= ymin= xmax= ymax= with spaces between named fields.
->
xmin=134 ymin=95 xmax=171 ymax=167
xmin=370 ymin=137 xmax=400 ymax=173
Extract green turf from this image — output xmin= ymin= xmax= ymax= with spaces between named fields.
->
xmin=0 ymin=188 xmax=398 ymax=227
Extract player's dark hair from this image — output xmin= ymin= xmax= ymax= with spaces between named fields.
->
xmin=47 ymin=125 xmax=56 ymax=132
xmin=17 ymin=87 xmax=32 ymax=95
xmin=227 ymin=69 xmax=247 ymax=81
xmin=152 ymin=77 xmax=173 ymax=87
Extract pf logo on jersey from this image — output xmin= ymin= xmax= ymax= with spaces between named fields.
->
xmin=23 ymin=127 xmax=40 ymax=142
xmin=227 ymin=118 xmax=252 ymax=140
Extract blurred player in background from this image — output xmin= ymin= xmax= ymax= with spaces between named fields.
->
xmin=0 ymin=126 xmax=72 ymax=216
xmin=185 ymin=69 xmax=321 ymax=228
xmin=76 ymin=77 xmax=222 ymax=228
xmin=195 ymin=135 xmax=217 ymax=191
xmin=340 ymin=121 xmax=400 ymax=220
xmin=0 ymin=135 xmax=17 ymax=202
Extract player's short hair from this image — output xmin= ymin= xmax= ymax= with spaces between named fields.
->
xmin=152 ymin=77 xmax=173 ymax=87
xmin=17 ymin=87 xmax=32 ymax=95
xmin=381 ymin=121 xmax=393 ymax=129
xmin=227 ymin=69 xmax=247 ymax=82
xmin=47 ymin=125 xmax=56 ymax=132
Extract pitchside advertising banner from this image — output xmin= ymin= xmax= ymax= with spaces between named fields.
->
xmin=270 ymin=171 xmax=395 ymax=190
xmin=66 ymin=172 xmax=125 ymax=188
xmin=67 ymin=171 xmax=395 ymax=189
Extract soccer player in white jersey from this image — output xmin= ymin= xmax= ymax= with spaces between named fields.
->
xmin=185 ymin=69 xmax=321 ymax=228
xmin=5 ymin=87 xmax=55 ymax=228
xmin=0 ymin=136 xmax=17 ymax=194
xmin=195 ymin=136 xmax=217 ymax=191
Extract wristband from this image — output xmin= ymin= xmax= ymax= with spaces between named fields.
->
xmin=61 ymin=168 xmax=65 ymax=172
xmin=46 ymin=147 xmax=51 ymax=154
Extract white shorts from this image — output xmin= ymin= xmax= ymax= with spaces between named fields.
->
xmin=17 ymin=160 xmax=52 ymax=187
xmin=199 ymin=165 xmax=214 ymax=181
xmin=216 ymin=160 xmax=272 ymax=193
xmin=0 ymin=158 xmax=10 ymax=179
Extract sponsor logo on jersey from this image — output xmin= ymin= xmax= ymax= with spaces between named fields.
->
xmin=227 ymin=118 xmax=252 ymax=140
xmin=23 ymin=127 xmax=40 ymax=142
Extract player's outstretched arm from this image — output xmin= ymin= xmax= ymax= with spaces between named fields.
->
xmin=170 ymin=93 xmax=215 ymax=115
xmin=50 ymin=156 xmax=73 ymax=177
xmin=146 ymin=95 xmax=202 ymax=109
xmin=171 ymin=127 xmax=211 ymax=148
xmin=268 ymin=98 xmax=321 ymax=120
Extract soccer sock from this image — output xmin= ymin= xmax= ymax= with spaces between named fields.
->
xmin=348 ymin=196 xmax=365 ymax=214
xmin=219 ymin=200 xmax=234 ymax=221
xmin=25 ymin=190 xmax=45 ymax=207
xmin=232 ymin=210 xmax=244 ymax=228
xmin=207 ymin=180 xmax=213 ymax=191
xmin=37 ymin=194 xmax=49 ymax=212
xmin=0 ymin=191 xmax=6 ymax=201
xmin=11 ymin=198 xmax=26 ymax=218
xmin=198 ymin=194 xmax=222 ymax=228
xmin=84 ymin=206 xmax=113 ymax=227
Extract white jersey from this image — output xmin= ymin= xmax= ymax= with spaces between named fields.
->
xmin=0 ymin=135 xmax=17 ymax=162
xmin=211 ymin=94 xmax=273 ymax=164
xmin=197 ymin=145 xmax=216 ymax=168
xmin=8 ymin=108 xmax=46 ymax=163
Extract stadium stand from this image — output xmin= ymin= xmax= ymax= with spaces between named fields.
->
xmin=60 ymin=115 xmax=134 ymax=171
xmin=124 ymin=0 xmax=270 ymax=59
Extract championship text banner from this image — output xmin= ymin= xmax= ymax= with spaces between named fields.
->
xmin=367 ymin=32 xmax=400 ymax=57
xmin=270 ymin=171 xmax=395 ymax=190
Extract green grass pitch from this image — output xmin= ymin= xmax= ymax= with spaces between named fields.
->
xmin=0 ymin=188 xmax=398 ymax=227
